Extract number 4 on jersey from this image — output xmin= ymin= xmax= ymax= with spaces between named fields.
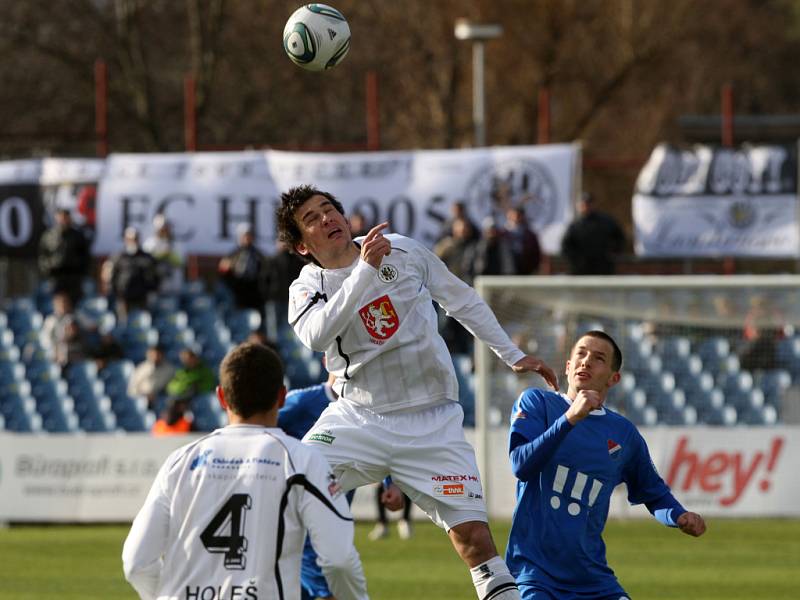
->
xmin=200 ymin=494 xmax=252 ymax=569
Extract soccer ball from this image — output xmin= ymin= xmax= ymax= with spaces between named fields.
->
xmin=283 ymin=4 xmax=351 ymax=72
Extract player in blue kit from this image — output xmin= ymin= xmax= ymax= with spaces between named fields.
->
xmin=506 ymin=331 xmax=706 ymax=600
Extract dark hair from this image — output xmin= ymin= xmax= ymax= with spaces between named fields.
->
xmin=574 ymin=330 xmax=622 ymax=371
xmin=275 ymin=185 xmax=345 ymax=253
xmin=219 ymin=342 xmax=285 ymax=418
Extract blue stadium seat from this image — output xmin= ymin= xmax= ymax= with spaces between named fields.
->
xmin=0 ymin=360 xmax=25 ymax=385
xmin=227 ymin=309 xmax=262 ymax=343
xmin=64 ymin=360 xmax=99 ymax=387
xmin=696 ymin=337 xmax=732 ymax=373
xmin=0 ymin=328 xmax=15 ymax=349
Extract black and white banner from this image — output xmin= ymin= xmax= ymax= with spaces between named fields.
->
xmin=0 ymin=158 xmax=105 ymax=258
xmin=633 ymin=143 xmax=799 ymax=257
xmin=94 ymin=144 xmax=579 ymax=255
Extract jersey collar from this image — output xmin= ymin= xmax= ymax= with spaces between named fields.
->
xmin=559 ymin=392 xmax=606 ymax=416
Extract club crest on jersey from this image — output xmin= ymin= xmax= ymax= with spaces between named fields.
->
xmin=608 ymin=439 xmax=622 ymax=459
xmin=358 ymin=294 xmax=399 ymax=343
xmin=377 ymin=263 xmax=398 ymax=283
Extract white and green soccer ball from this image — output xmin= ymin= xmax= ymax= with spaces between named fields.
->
xmin=283 ymin=4 xmax=351 ymax=72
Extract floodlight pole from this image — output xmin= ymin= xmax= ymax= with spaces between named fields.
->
xmin=455 ymin=20 xmax=503 ymax=148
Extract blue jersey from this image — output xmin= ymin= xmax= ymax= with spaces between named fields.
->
xmin=279 ymin=383 xmax=335 ymax=440
xmin=277 ymin=383 xmax=337 ymax=600
xmin=506 ymin=389 xmax=685 ymax=598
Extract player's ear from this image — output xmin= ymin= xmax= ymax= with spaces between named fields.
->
xmin=295 ymin=242 xmax=310 ymax=257
xmin=564 ymin=360 xmax=571 ymax=377
xmin=277 ymin=385 xmax=287 ymax=410
xmin=216 ymin=385 xmax=228 ymax=411
xmin=606 ymin=371 xmax=621 ymax=389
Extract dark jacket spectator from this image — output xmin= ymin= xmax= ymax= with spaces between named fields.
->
xmin=561 ymin=193 xmax=625 ymax=275
xmin=102 ymin=228 xmax=159 ymax=321
xmin=472 ymin=217 xmax=516 ymax=277
xmin=433 ymin=217 xmax=478 ymax=284
xmin=505 ymin=207 xmax=541 ymax=275
xmin=38 ymin=208 xmax=91 ymax=304
xmin=218 ymin=224 xmax=269 ymax=321
xmin=435 ymin=201 xmax=480 ymax=244
xmin=265 ymin=241 xmax=306 ymax=334
xmin=54 ymin=317 xmax=90 ymax=370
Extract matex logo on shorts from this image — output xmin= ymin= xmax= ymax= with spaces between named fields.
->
xmin=358 ymin=294 xmax=399 ymax=344
xmin=434 ymin=483 xmax=465 ymax=497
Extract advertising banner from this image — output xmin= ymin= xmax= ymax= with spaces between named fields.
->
xmin=94 ymin=144 xmax=579 ymax=256
xmin=633 ymin=143 xmax=799 ymax=257
xmin=0 ymin=427 xmax=796 ymax=522
xmin=479 ymin=426 xmax=798 ymax=519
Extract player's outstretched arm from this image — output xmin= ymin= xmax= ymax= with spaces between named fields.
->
xmin=677 ymin=511 xmax=706 ymax=537
xmin=511 ymin=355 xmax=559 ymax=391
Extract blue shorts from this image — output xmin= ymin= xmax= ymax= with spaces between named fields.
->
xmin=301 ymin=535 xmax=332 ymax=599
xmin=300 ymin=490 xmax=355 ymax=600
xmin=518 ymin=583 xmax=630 ymax=600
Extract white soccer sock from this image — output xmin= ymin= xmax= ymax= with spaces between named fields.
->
xmin=469 ymin=555 xmax=520 ymax=600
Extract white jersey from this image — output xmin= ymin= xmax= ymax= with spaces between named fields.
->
xmin=122 ymin=425 xmax=367 ymax=600
xmin=288 ymin=234 xmax=524 ymax=413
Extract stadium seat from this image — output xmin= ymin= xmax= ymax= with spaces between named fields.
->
xmin=0 ymin=343 xmax=20 ymax=362
xmin=696 ymin=337 xmax=732 ymax=373
xmin=64 ymin=360 xmax=100 ymax=387
xmin=0 ymin=328 xmax=14 ymax=349
xmin=227 ymin=309 xmax=262 ymax=343
xmin=0 ymin=360 xmax=25 ymax=385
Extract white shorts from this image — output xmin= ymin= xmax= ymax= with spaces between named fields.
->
xmin=302 ymin=400 xmax=487 ymax=531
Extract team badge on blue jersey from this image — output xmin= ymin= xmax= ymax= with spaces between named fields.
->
xmin=607 ymin=439 xmax=622 ymax=459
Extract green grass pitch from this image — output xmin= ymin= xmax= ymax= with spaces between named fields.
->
xmin=0 ymin=519 xmax=798 ymax=599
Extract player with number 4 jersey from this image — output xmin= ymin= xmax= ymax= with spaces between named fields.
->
xmin=122 ymin=343 xmax=368 ymax=600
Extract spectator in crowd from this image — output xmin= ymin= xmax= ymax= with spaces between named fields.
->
xmin=102 ymin=228 xmax=160 ymax=322
xmin=349 ymin=211 xmax=370 ymax=237
xmin=151 ymin=398 xmax=193 ymax=435
xmin=165 ymin=345 xmax=216 ymax=404
xmin=265 ymin=240 xmax=305 ymax=336
xmin=434 ymin=216 xmax=479 ymax=355
xmin=505 ymin=207 xmax=541 ymax=275
xmin=128 ymin=344 xmax=176 ymax=410
xmin=218 ymin=223 xmax=269 ymax=326
xmin=435 ymin=200 xmax=480 ymax=244
xmin=53 ymin=316 xmax=90 ymax=371
xmin=143 ymin=214 xmax=185 ymax=295
xmin=434 ymin=216 xmax=478 ymax=284
xmin=41 ymin=291 xmax=80 ymax=354
xmin=739 ymin=295 xmax=785 ymax=371
xmin=472 ymin=216 xmax=516 ymax=278
xmin=38 ymin=207 xmax=92 ymax=304
xmin=561 ymin=192 xmax=626 ymax=275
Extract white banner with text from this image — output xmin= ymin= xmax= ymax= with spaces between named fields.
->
xmin=633 ymin=143 xmax=799 ymax=257
xmin=94 ymin=144 xmax=579 ymax=256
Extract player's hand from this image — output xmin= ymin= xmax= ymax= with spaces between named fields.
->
xmin=380 ymin=483 xmax=405 ymax=512
xmin=565 ymin=389 xmax=603 ymax=424
xmin=511 ymin=355 xmax=559 ymax=391
xmin=677 ymin=511 xmax=706 ymax=537
xmin=360 ymin=222 xmax=391 ymax=268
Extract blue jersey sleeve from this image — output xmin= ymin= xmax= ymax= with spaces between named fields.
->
xmin=623 ymin=429 xmax=686 ymax=527
xmin=508 ymin=389 xmax=574 ymax=482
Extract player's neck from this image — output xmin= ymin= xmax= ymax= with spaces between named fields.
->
xmin=320 ymin=242 xmax=360 ymax=269
xmin=227 ymin=410 xmax=278 ymax=428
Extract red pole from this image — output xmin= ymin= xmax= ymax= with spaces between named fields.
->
xmin=721 ymin=83 xmax=734 ymax=148
xmin=721 ymin=83 xmax=735 ymax=274
xmin=537 ymin=87 xmax=551 ymax=144
xmin=365 ymin=71 xmax=380 ymax=151
xmin=184 ymin=74 xmax=197 ymax=152
xmin=94 ymin=59 xmax=108 ymax=157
